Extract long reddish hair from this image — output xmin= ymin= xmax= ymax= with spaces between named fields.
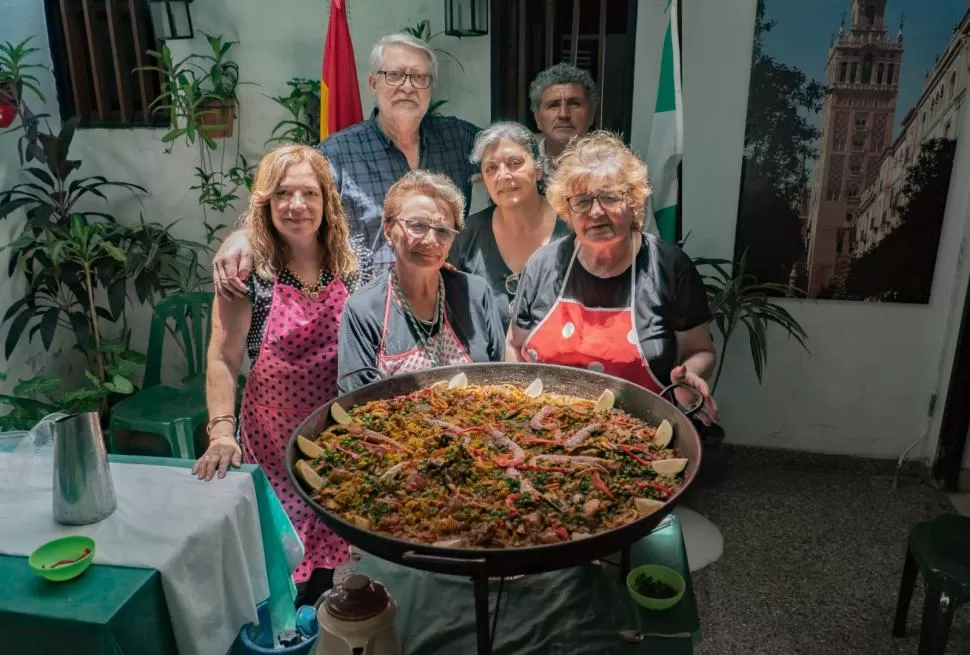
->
xmin=241 ymin=144 xmax=357 ymax=279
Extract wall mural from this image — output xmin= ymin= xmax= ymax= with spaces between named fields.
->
xmin=735 ymin=0 xmax=966 ymax=303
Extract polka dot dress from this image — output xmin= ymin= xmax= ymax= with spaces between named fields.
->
xmin=240 ymin=277 xmax=351 ymax=581
xmin=245 ymin=234 xmax=373 ymax=362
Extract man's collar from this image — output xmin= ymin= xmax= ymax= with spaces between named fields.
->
xmin=369 ymin=108 xmax=428 ymax=151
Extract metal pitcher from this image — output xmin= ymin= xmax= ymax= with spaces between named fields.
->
xmin=52 ymin=412 xmax=117 ymax=525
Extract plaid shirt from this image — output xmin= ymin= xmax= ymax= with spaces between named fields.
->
xmin=319 ymin=109 xmax=480 ymax=268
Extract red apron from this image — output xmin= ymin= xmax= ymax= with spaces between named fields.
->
xmin=376 ymin=273 xmax=473 ymax=376
xmin=520 ymin=242 xmax=664 ymax=392
xmin=240 ymin=278 xmax=350 ymax=582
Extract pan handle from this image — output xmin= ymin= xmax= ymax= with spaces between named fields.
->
xmin=658 ymin=382 xmax=704 ymax=418
xmin=401 ymin=550 xmax=488 ymax=574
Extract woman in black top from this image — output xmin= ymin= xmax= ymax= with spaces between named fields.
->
xmin=507 ymin=132 xmax=719 ymax=424
xmin=449 ymin=122 xmax=571 ymax=330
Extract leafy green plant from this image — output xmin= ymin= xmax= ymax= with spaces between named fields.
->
xmin=694 ymin=250 xmax=809 ymax=392
xmin=0 ymin=117 xmax=146 ymax=227
xmin=0 ymin=37 xmax=47 ymax=109
xmin=138 ymin=32 xmax=241 ymax=151
xmin=0 ymin=341 xmax=143 ymax=429
xmin=0 ymin=371 xmax=58 ymax=431
xmin=267 ymin=77 xmax=321 ymax=146
xmin=2 ymin=215 xmax=208 ymax=370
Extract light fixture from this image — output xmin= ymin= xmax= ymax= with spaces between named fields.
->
xmin=444 ymin=0 xmax=488 ymax=37
xmin=147 ymin=0 xmax=195 ymax=41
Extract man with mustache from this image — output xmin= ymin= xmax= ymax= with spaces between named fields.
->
xmin=212 ymin=33 xmax=479 ymax=296
xmin=529 ymin=62 xmax=598 ymax=166
xmin=530 ymin=63 xmax=657 ymax=235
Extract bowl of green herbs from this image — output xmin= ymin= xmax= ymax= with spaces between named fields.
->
xmin=626 ymin=564 xmax=685 ymax=611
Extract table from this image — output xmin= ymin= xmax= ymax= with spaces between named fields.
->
xmin=0 ymin=555 xmax=177 ymax=655
xmin=356 ymin=514 xmax=701 ymax=654
xmin=0 ymin=447 xmax=298 ymax=655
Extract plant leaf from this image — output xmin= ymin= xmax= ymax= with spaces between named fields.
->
xmin=39 ymin=306 xmax=59 ymax=350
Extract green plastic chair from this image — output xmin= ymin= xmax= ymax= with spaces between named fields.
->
xmin=892 ymin=513 xmax=970 ymax=654
xmin=108 ymin=292 xmax=214 ymax=459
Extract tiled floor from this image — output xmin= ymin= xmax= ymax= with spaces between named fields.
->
xmin=684 ymin=446 xmax=969 ymax=654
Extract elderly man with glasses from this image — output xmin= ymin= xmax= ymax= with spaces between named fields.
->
xmin=212 ymin=33 xmax=480 ymax=297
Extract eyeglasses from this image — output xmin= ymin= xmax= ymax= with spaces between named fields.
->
xmin=377 ymin=70 xmax=433 ymax=89
xmin=566 ymin=191 xmax=627 ymax=213
xmin=398 ymin=218 xmax=460 ymax=243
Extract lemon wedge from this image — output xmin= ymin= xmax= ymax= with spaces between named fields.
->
xmin=295 ymin=460 xmax=324 ymax=491
xmin=651 ymin=458 xmax=688 ymax=476
xmin=524 ymin=378 xmax=543 ymax=398
xmin=634 ymin=497 xmax=665 ymax=517
xmin=448 ymin=372 xmax=469 ymax=390
xmin=593 ymin=389 xmax=615 ymax=413
xmin=653 ymin=419 xmax=674 ymax=448
xmin=297 ymin=435 xmax=324 ymax=459
xmin=330 ymin=402 xmax=352 ymax=425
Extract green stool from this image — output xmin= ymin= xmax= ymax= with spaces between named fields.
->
xmin=893 ymin=514 xmax=970 ymax=655
xmin=108 ymin=293 xmax=213 ymax=459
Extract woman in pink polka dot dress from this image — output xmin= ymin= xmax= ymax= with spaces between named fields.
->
xmin=193 ymin=144 xmax=372 ymax=592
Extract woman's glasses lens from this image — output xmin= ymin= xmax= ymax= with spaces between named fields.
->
xmin=402 ymin=219 xmax=457 ymax=243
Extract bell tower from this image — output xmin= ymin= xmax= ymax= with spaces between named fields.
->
xmin=804 ymin=0 xmax=903 ymax=296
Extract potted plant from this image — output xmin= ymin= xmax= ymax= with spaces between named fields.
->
xmin=139 ymin=32 xmax=241 ymax=148
xmin=0 ymin=37 xmax=47 ymax=130
xmin=690 ymin=250 xmax=809 ymax=451
xmin=195 ymin=33 xmax=239 ymax=139
xmin=267 ymin=77 xmax=321 ymax=147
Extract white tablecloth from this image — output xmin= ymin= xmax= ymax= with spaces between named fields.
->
xmin=0 ymin=454 xmax=270 ymax=655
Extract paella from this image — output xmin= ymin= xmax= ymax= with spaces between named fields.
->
xmin=293 ymin=374 xmax=688 ymax=548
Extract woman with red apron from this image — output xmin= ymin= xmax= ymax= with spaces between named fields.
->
xmin=520 ymin=240 xmax=665 ymax=394
xmin=506 ymin=132 xmax=718 ymax=422
xmin=507 ymin=132 xmax=725 ymax=572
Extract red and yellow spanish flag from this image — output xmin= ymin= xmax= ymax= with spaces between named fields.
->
xmin=320 ymin=0 xmax=363 ymax=141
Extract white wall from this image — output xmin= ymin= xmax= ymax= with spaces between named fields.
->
xmin=643 ymin=0 xmax=970 ymax=462
xmin=0 ymin=0 xmax=490 ymax=392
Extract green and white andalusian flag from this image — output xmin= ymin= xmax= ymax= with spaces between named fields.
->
xmin=646 ymin=0 xmax=682 ymax=243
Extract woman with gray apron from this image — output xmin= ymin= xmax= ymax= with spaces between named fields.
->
xmin=338 ymin=170 xmax=505 ymax=393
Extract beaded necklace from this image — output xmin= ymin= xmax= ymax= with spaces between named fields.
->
xmin=390 ymin=269 xmax=446 ymax=366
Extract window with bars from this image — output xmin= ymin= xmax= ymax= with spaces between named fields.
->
xmin=44 ymin=0 xmax=167 ymax=127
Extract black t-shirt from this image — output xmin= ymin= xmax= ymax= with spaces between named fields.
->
xmin=448 ymin=205 xmax=572 ymax=330
xmin=511 ymin=233 xmax=711 ymax=385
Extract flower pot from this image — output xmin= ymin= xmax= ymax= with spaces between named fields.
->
xmin=0 ymin=83 xmax=17 ymax=129
xmin=198 ymin=97 xmax=235 ymax=139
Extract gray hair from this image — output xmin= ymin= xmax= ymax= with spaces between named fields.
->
xmin=528 ymin=62 xmax=600 ymax=112
xmin=469 ymin=121 xmax=542 ymax=165
xmin=368 ymin=33 xmax=438 ymax=85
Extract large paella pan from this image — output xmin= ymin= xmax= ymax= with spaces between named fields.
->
xmin=285 ymin=363 xmax=701 ymax=578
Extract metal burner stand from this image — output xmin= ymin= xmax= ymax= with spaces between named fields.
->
xmin=466 ymin=545 xmax=633 ymax=655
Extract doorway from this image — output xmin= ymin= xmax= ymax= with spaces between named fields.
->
xmin=490 ymin=0 xmax=638 ymax=140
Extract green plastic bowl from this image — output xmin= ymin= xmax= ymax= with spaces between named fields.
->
xmin=28 ymin=535 xmax=96 ymax=582
xmin=626 ymin=564 xmax=685 ymax=611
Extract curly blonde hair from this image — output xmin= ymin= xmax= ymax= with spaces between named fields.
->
xmin=545 ymin=131 xmax=652 ymax=231
xmin=241 ymin=144 xmax=356 ymax=280
xmin=382 ymin=170 xmax=466 ymax=231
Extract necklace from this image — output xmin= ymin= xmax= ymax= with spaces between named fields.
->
xmin=390 ymin=269 xmax=446 ymax=366
xmin=287 ymin=267 xmax=325 ymax=300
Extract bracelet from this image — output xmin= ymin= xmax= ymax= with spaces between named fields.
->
xmin=206 ymin=415 xmax=236 ymax=437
